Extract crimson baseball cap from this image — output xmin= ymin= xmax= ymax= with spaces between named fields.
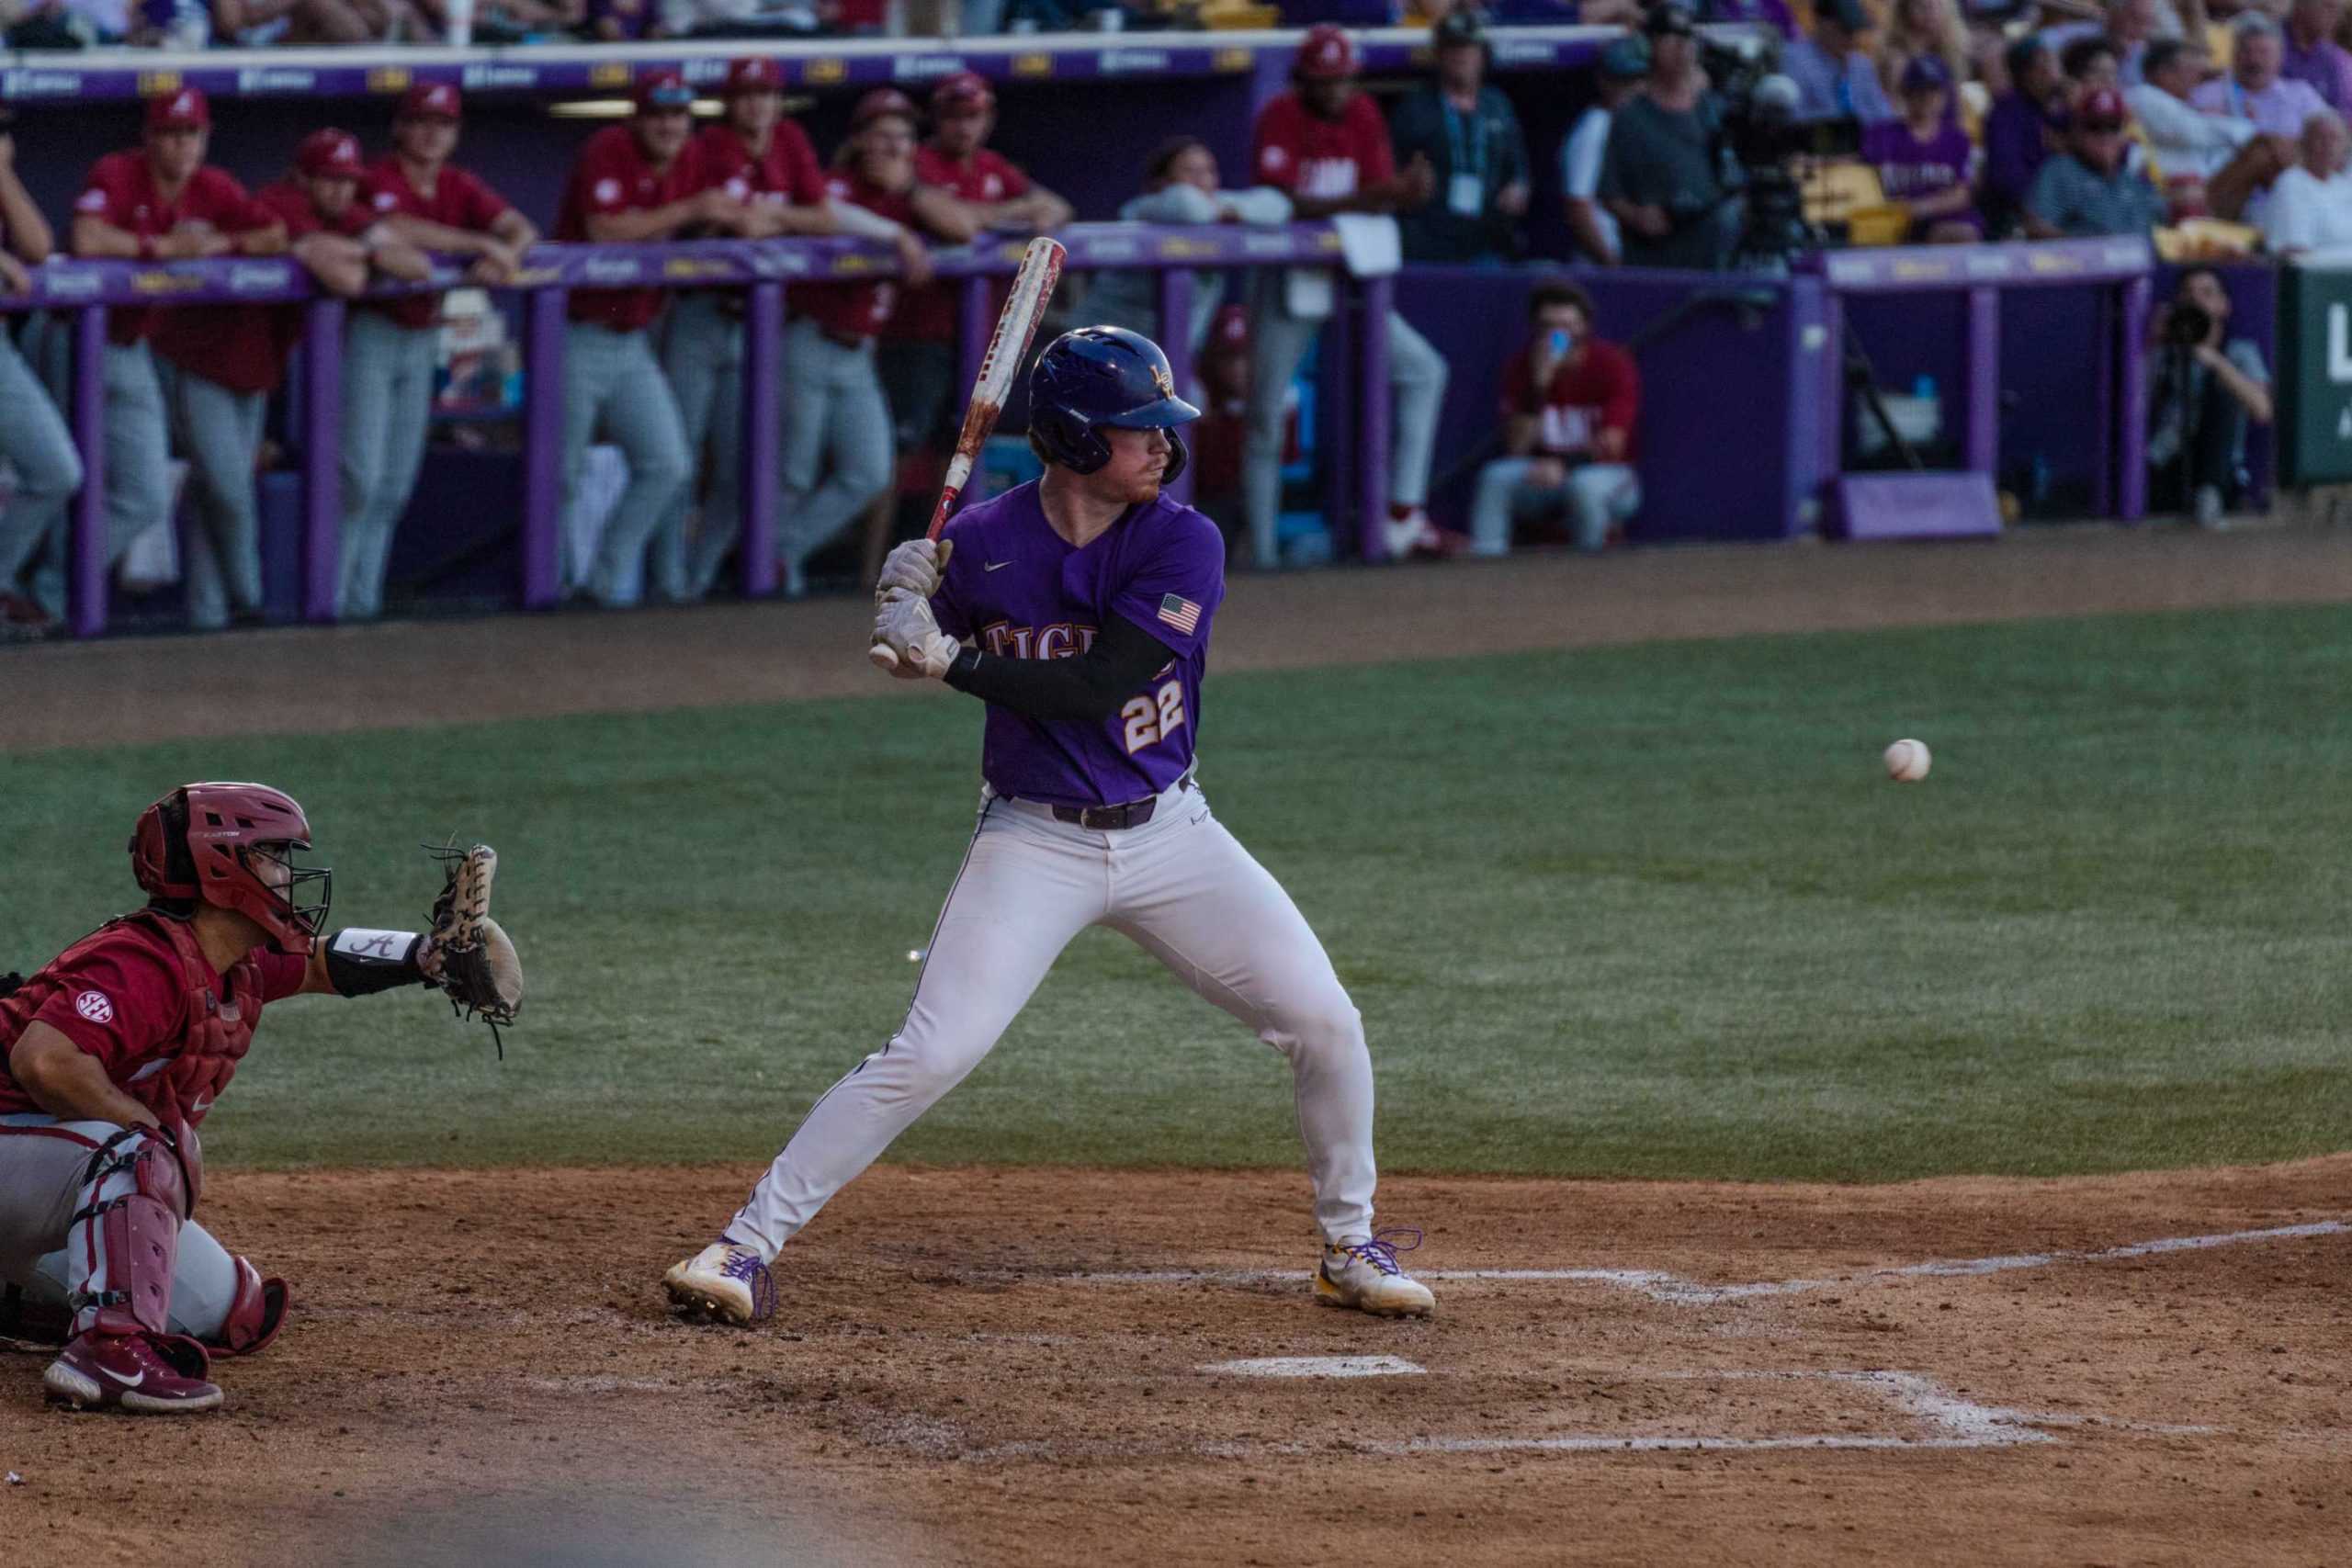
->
xmin=1294 ymin=23 xmax=1356 ymax=80
xmin=635 ymin=70 xmax=695 ymax=113
xmin=297 ymin=128 xmax=365 ymax=177
xmin=931 ymin=70 xmax=993 ymax=114
xmin=145 ymin=87 xmax=210 ymax=133
xmin=2074 ymin=84 xmax=2129 ymax=130
xmin=723 ymin=57 xmax=783 ymax=96
xmin=398 ymin=83 xmax=462 ymax=121
xmin=850 ymin=86 xmax=921 ymax=131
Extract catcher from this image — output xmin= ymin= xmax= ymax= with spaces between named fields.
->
xmin=0 ymin=782 xmax=520 ymax=1415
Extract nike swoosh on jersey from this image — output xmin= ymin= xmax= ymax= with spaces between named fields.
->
xmin=985 ymin=560 xmax=1013 ymax=571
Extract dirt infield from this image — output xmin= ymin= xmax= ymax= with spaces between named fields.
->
xmin=3 ymin=526 xmax=2347 ymax=1564
xmin=0 ymin=1161 xmax=2343 ymax=1567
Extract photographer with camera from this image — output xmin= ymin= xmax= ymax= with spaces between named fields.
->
xmin=2144 ymin=267 xmax=2271 ymax=529
xmin=1598 ymin=4 xmax=1740 ymax=270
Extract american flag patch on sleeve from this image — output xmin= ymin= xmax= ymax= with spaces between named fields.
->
xmin=1157 ymin=592 xmax=1203 ymax=635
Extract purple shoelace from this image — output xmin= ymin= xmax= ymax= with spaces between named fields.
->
xmin=1341 ymin=1226 xmax=1423 ymax=1277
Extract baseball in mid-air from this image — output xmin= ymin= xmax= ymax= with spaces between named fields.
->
xmin=1883 ymin=739 xmax=1932 ymax=783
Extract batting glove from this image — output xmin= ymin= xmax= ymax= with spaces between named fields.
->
xmin=874 ymin=588 xmax=960 ymax=678
xmin=876 ymin=537 xmax=952 ymax=600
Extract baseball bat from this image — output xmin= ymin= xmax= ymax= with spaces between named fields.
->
xmin=870 ymin=235 xmax=1068 ymax=672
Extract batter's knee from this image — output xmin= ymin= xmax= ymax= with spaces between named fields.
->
xmin=1261 ymin=990 xmax=1366 ymax=1061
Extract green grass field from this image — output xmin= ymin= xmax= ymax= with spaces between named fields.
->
xmin=6 ymin=604 xmax=2349 ymax=1181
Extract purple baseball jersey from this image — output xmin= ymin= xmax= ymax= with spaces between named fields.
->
xmin=933 ymin=480 xmax=1226 ymax=809
xmin=1861 ymin=118 xmax=1979 ymax=207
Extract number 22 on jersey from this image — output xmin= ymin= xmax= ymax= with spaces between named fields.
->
xmin=1122 ymin=680 xmax=1187 ymax=754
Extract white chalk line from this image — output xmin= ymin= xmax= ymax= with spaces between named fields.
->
xmin=1053 ymin=1220 xmax=2347 ymax=1307
xmin=1203 ymin=1355 xmax=1425 ymax=1378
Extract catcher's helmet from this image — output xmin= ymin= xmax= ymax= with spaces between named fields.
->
xmin=1027 ymin=326 xmax=1202 ymax=483
xmin=130 ymin=783 xmax=332 ymax=954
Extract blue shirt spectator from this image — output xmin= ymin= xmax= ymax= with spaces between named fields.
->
xmin=1782 ymin=0 xmax=1895 ymax=123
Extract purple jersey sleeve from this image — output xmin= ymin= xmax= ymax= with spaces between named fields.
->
xmin=1109 ymin=511 xmax=1225 ymax=660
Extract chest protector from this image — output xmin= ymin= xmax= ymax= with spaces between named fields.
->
xmin=8 ymin=913 xmax=260 ymax=1129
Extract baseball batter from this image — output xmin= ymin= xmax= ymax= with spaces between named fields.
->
xmin=665 ymin=327 xmax=1432 ymax=1325
xmin=0 ymin=784 xmax=520 ymax=1414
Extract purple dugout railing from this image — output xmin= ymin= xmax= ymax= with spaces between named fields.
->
xmin=0 ymin=220 xmax=1386 ymax=637
xmin=1812 ymin=236 xmax=2155 ymax=535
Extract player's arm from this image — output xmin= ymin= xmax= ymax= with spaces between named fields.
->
xmin=6 ymin=1021 xmax=158 ymax=1130
xmin=585 ymin=188 xmax=733 ymax=243
xmin=1503 ymin=411 xmax=1541 ymax=457
xmin=941 ymin=612 xmax=1176 ymax=721
xmin=293 ymin=231 xmax=370 ymax=297
xmin=907 ymin=182 xmax=986 ymax=245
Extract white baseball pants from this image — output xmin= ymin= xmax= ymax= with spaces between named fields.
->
xmin=726 ymin=777 xmax=1380 ymax=1256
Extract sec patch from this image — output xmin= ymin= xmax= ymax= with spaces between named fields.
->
xmin=75 ymin=990 xmax=116 ymax=1025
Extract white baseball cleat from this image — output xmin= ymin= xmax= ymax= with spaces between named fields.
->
xmin=1316 ymin=1229 xmax=1436 ymax=1318
xmin=663 ymin=1238 xmax=776 ymax=1325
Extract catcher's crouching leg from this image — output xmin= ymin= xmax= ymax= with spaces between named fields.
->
xmin=44 ymin=1126 xmax=223 ymax=1413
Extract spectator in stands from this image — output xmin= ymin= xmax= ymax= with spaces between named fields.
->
xmin=552 ymin=72 xmax=729 ymax=608
xmin=1600 ymin=5 xmax=1738 ymax=271
xmin=340 ymin=85 xmax=534 ymax=623
xmin=2024 ymin=84 xmax=2168 ymax=235
xmin=869 ymin=70 xmax=1069 ymax=538
xmin=2194 ymin=15 xmax=2332 ymax=138
xmin=1391 ymin=7 xmax=1532 ymax=264
xmin=0 ymin=114 xmax=79 ymax=640
xmin=1562 ymin=35 xmax=1650 ymax=265
xmin=1703 ymin=0 xmax=1796 ymax=37
xmin=660 ymin=0 xmax=819 ymax=37
xmin=1467 ymin=279 xmax=1640 ymax=557
xmin=1784 ymin=0 xmax=1895 ymax=125
xmin=584 ymin=0 xmax=656 ymax=37
xmin=779 ymin=89 xmax=978 ymax=597
xmin=2283 ymin=0 xmax=2352 ymax=114
xmin=1088 ymin=137 xmax=1291 ymax=350
xmin=72 ymin=90 xmax=288 ymax=630
xmin=2257 ymin=107 xmax=2352 ymax=250
xmin=662 ymin=56 xmax=835 ymax=604
xmin=211 ymin=0 xmax=419 ymax=45
xmin=2098 ymin=0 xmax=2162 ymax=85
xmin=1983 ymin=36 xmax=2066 ymax=234
xmin=1245 ymin=24 xmax=1450 ymax=565
xmin=2144 ymin=266 xmax=2271 ymax=527
xmin=2130 ymin=37 xmax=2283 ymax=219
xmin=2061 ymin=37 xmax=2123 ymax=92
xmin=1876 ymin=0 xmax=1971 ymax=107
xmin=1863 ymin=57 xmax=1985 ymax=241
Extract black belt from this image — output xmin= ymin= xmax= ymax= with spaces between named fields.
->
xmin=1047 ymin=775 xmax=1195 ymax=831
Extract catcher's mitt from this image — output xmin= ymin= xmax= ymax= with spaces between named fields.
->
xmin=424 ymin=841 xmax=523 ymax=1055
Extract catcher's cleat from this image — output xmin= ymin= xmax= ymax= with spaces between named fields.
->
xmin=44 ymin=1331 xmax=224 ymax=1414
xmin=663 ymin=1239 xmax=776 ymax=1325
xmin=1316 ymin=1229 xmax=1437 ymax=1318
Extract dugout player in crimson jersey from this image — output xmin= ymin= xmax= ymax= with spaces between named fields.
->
xmin=666 ymin=329 xmax=1435 ymax=1329
xmin=0 ymin=109 xmax=80 ymax=639
xmin=874 ymin=71 xmax=1076 ymax=495
xmin=772 ymin=89 xmax=979 ymax=597
xmin=1468 ymin=278 xmax=1643 ymax=556
xmin=659 ymin=57 xmax=838 ymax=602
xmin=1243 ymin=27 xmax=1452 ymax=570
xmin=340 ymin=85 xmax=537 ymax=623
xmin=554 ymin=71 xmax=777 ymax=608
xmin=0 ymin=784 xmax=482 ymax=1414
xmin=71 ymin=90 xmax=288 ymax=629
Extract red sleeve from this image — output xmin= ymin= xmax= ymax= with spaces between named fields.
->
xmin=196 ymin=168 xmax=277 ymax=235
xmin=578 ymin=133 xmax=637 ymax=215
xmin=1498 ymin=349 xmax=1536 ymax=419
xmin=1598 ymin=345 xmax=1641 ymax=436
xmin=781 ymin=124 xmax=828 ymax=207
xmin=255 ymin=182 xmax=322 ymax=239
xmin=256 ymin=950 xmax=311 ymax=1004
xmin=452 ymin=167 xmax=514 ymax=231
xmin=1350 ymin=96 xmax=1395 ymax=188
xmin=74 ymin=155 xmax=136 ymax=229
xmin=1253 ymin=98 xmax=1300 ymax=192
xmin=27 ymin=944 xmax=181 ymax=1073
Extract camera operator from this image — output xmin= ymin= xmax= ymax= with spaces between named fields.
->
xmin=1599 ymin=4 xmax=1740 ymax=270
xmin=2145 ymin=266 xmax=2271 ymax=530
